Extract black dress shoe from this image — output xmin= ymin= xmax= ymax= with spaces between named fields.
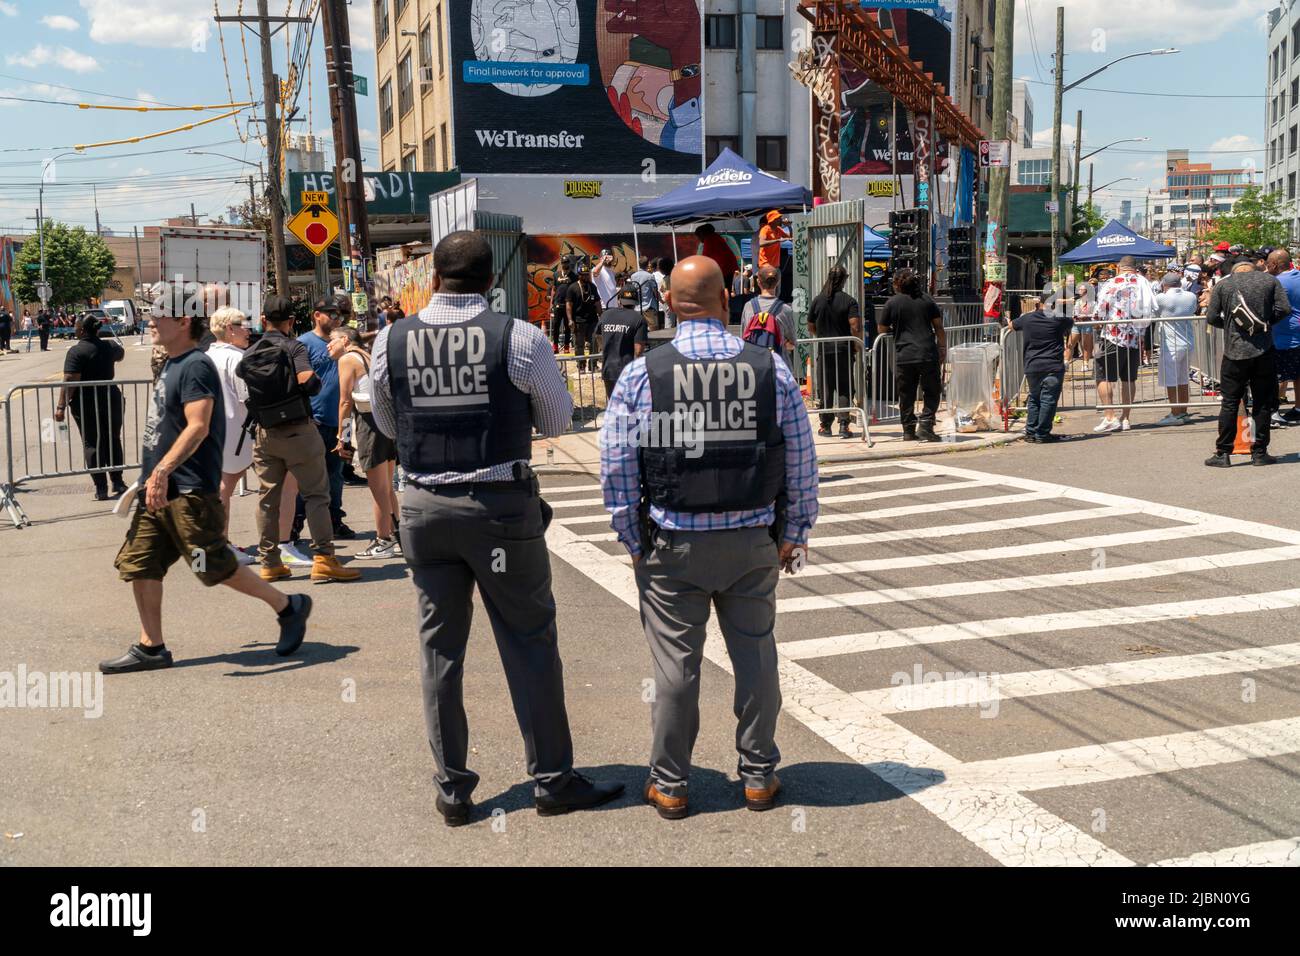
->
xmin=535 ymin=772 xmax=625 ymax=816
xmin=1252 ymin=450 xmax=1278 ymax=466
xmin=435 ymin=794 xmax=472 ymax=827
xmin=916 ymin=424 xmax=942 ymax=443
xmin=1204 ymin=452 xmax=1232 ymax=468
xmin=111 ymin=484 xmax=130 ymax=496
xmin=838 ymin=424 xmax=855 ymax=439
xmin=901 ymin=427 xmax=918 ymax=441
xmin=275 ymin=593 xmax=312 ymax=656
xmin=1037 ymin=433 xmax=1063 ymax=443
xmin=100 ymin=644 xmax=173 ymax=674
xmin=332 ymin=523 xmax=357 ymax=540
xmin=816 ymin=426 xmax=833 ymax=438
xmin=92 ymin=490 xmax=111 ymax=501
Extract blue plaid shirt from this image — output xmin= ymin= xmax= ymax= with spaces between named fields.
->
xmin=600 ymin=317 xmax=818 ymax=558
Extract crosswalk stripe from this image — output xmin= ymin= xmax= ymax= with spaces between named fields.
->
xmin=808 ymin=506 xmax=1139 ymax=547
xmin=798 ymin=521 xmax=1234 ymax=577
xmin=555 ymin=489 xmax=1066 ymax=539
xmin=855 ymin=642 xmax=1300 ymax=713
xmin=775 ymin=545 xmax=1300 ymax=614
xmin=779 ymin=587 xmax=1300 ymax=659
xmin=1148 ymin=837 xmax=1300 ymax=867
xmin=540 ymin=482 xmax=602 ymax=495
xmin=949 ymin=717 xmax=1300 ymax=792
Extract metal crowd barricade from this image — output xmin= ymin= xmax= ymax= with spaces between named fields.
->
xmin=997 ymin=316 xmax=1225 ymax=427
xmin=552 ymin=351 xmax=607 ymax=432
xmin=940 ymin=301 xmax=986 ymax=329
xmin=869 ymin=325 xmax=998 ymax=425
xmin=2 ymin=378 xmax=152 ymax=528
xmin=800 ymin=335 xmax=871 ymax=443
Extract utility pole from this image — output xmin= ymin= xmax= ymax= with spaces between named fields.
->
xmin=93 ymin=184 xmax=102 ymax=236
xmin=321 ymin=0 xmax=373 ymax=323
xmin=1071 ymin=108 xmax=1082 ymax=218
xmin=1087 ymin=162 xmax=1094 ymax=206
xmin=191 ymin=202 xmax=198 ymax=227
xmin=133 ymin=225 xmax=145 ymax=300
xmin=1049 ymin=5 xmax=1064 ymax=283
xmin=986 ymin=0 xmax=1014 ymax=301
xmin=319 ymin=2 xmax=350 ymax=283
xmin=213 ymin=3 xmax=309 ymax=297
xmin=247 ymin=175 xmax=257 ymax=213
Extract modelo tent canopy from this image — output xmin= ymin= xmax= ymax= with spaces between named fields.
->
xmin=1060 ymin=218 xmax=1176 ymax=263
xmin=632 ymin=148 xmax=811 ymax=226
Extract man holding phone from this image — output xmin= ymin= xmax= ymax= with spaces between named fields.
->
xmin=599 ymin=256 xmax=819 ymax=821
xmin=591 ymin=249 xmax=619 ymax=308
xmin=100 ymin=295 xmax=312 ymax=674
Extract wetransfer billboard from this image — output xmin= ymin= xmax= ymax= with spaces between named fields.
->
xmin=450 ymin=0 xmax=704 ymax=175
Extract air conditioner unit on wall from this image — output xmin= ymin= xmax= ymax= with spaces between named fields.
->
xmin=418 ymin=66 xmax=435 ymax=86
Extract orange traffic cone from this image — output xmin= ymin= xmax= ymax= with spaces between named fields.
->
xmin=1232 ymin=406 xmax=1253 ymax=455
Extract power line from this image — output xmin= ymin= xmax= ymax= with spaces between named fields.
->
xmin=1017 ymin=76 xmax=1264 ymax=100
xmin=0 ymin=70 xmax=186 ymax=108
xmin=1022 ymin=0 xmax=1048 ymax=82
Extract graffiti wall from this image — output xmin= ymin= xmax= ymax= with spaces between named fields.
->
xmin=372 ymin=254 xmax=436 ymax=318
xmin=0 ymin=236 xmax=20 ymax=315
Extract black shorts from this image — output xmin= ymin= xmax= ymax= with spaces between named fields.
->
xmin=353 ymin=409 xmax=397 ymax=472
xmin=1095 ymin=346 xmax=1140 ymax=383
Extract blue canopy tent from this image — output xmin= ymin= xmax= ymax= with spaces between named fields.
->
xmin=1061 ymin=218 xmax=1176 ymax=263
xmin=864 ymin=227 xmax=891 ymax=260
xmin=631 ymin=147 xmax=811 ymax=262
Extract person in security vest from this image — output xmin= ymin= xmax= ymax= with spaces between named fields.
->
xmin=370 ymin=230 xmax=625 ymax=826
xmin=599 ymin=255 xmax=820 ymax=821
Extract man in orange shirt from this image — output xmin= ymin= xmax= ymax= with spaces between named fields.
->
xmin=756 ymin=210 xmax=789 ymax=270
xmin=694 ymin=223 xmax=738 ymax=289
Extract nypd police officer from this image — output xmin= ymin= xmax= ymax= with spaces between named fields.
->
xmin=371 ymin=230 xmax=623 ymax=825
xmin=599 ymin=255 xmax=819 ymax=820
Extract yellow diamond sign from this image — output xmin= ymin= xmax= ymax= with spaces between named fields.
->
xmin=287 ymin=204 xmax=339 ymax=256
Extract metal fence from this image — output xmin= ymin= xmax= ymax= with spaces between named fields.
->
xmin=998 ymin=316 xmax=1226 ymax=424
xmin=868 ymin=324 xmax=999 ymax=425
xmin=3 ymin=378 xmax=152 ymax=528
xmin=554 ymin=351 xmax=607 ymax=432
xmin=800 ymin=335 xmax=871 ymax=443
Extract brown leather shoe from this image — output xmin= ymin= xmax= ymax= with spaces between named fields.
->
xmin=744 ymin=775 xmax=781 ymax=811
xmin=310 ymin=554 xmax=361 ymax=583
xmin=259 ymin=563 xmax=291 ymax=582
xmin=644 ymin=780 xmax=688 ymax=820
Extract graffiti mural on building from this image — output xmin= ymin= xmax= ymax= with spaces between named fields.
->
xmin=0 ymin=236 xmax=20 ymax=315
xmin=372 ymin=254 xmax=435 ymax=318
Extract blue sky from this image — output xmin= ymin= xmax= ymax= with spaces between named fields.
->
xmin=1014 ymin=0 xmax=1271 ymax=220
xmin=0 ymin=0 xmax=1274 ymax=234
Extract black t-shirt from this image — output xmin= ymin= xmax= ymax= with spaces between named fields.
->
xmin=551 ymin=274 xmax=574 ymax=316
xmin=259 ymin=329 xmax=314 ymax=376
xmin=882 ymin=293 xmax=942 ymax=364
xmin=64 ymin=337 xmax=124 ymax=381
xmin=595 ymin=307 xmax=648 ymax=381
xmin=565 ymin=280 xmax=601 ymax=325
xmin=1012 ymin=309 xmax=1074 ymax=374
xmin=809 ymin=290 xmax=859 ymax=339
xmin=0 ymin=310 xmax=11 ymax=329
xmin=140 ymin=348 xmax=225 ymax=495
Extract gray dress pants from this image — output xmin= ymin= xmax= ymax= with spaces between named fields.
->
xmin=401 ymin=482 xmax=574 ymax=804
xmin=634 ymin=525 xmax=782 ymax=797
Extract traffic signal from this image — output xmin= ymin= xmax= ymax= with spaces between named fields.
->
xmin=888 ymin=208 xmax=930 ymax=282
xmin=946 ymin=226 xmax=976 ymax=295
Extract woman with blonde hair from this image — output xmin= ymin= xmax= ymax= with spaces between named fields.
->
xmin=207 ymin=306 xmax=256 ymax=563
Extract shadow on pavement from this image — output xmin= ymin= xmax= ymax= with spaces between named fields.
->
xmin=169 ymin=640 xmax=361 ymax=676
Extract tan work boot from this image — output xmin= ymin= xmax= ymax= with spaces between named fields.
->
xmin=744 ymin=774 xmax=781 ymax=812
xmin=259 ymin=563 xmax=291 ymax=582
xmin=310 ymin=554 xmax=361 ymax=584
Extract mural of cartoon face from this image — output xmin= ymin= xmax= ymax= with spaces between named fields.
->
xmin=471 ymin=0 xmax=582 ymax=97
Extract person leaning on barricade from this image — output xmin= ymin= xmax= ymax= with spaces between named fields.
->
xmin=599 ymin=255 xmax=819 ymax=821
xmin=98 ymin=294 xmax=312 ymax=674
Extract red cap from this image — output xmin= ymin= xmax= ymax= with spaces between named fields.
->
xmin=1215 ymin=241 xmax=1230 ymax=252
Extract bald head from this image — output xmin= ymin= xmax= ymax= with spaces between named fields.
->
xmin=1268 ymin=249 xmax=1292 ymax=274
xmin=666 ymin=255 xmax=727 ymax=321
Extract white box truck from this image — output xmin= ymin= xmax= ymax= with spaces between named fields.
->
xmin=157 ymin=226 xmax=267 ymax=330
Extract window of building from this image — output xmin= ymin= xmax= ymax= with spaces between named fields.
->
xmin=402 ymin=150 xmax=417 ymax=172
xmin=376 ymin=0 xmax=389 ymax=47
xmin=1191 ymin=205 xmax=1208 ymax=214
xmin=419 ymin=24 xmax=432 ymax=73
xmin=1283 ymin=38 xmax=1289 ymax=68
xmin=756 ymin=135 xmax=787 ymax=172
xmin=705 ymin=135 xmax=739 ymax=164
xmin=441 ymin=122 xmax=449 ymax=168
xmin=756 ymin=15 xmax=783 ymax=50
xmin=398 ymin=54 xmax=413 ymax=115
xmin=436 ymin=5 xmax=445 ymax=74
xmin=1017 ymin=158 xmax=1051 ymax=185
xmin=1292 ymin=77 xmax=1298 ymax=109
xmin=1293 ymin=20 xmax=1300 ymax=52
xmin=422 ymin=133 xmax=436 ymax=170
xmin=1292 ymin=125 xmax=1298 ymax=155
xmin=1291 ymin=172 xmax=1297 ymax=201
xmin=380 ymin=79 xmax=393 ymax=132
xmin=396 ymin=0 xmax=407 ymax=14
xmin=705 ymin=14 xmax=736 ymax=48
xmin=1170 ymin=204 xmax=1188 ymax=213
xmin=1154 ymin=205 xmax=1164 ymax=215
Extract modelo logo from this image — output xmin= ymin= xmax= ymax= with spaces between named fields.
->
xmin=1096 ymin=234 xmax=1136 ymax=247
xmin=697 ymin=168 xmax=752 ymax=190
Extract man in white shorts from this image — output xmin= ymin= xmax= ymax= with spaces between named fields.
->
xmin=1154 ymin=272 xmax=1198 ymax=425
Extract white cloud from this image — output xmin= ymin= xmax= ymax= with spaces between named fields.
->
xmin=359 ymin=128 xmax=377 ymax=144
xmin=1018 ymin=0 xmax=1274 ymax=53
xmin=41 ymin=14 xmax=80 ymax=30
xmin=6 ymin=44 xmax=100 ymax=72
xmin=135 ymin=89 xmax=158 ymax=103
xmin=79 ymin=0 xmax=212 ymax=49
xmin=349 ymin=3 xmax=375 ymax=51
xmin=0 ymin=2 xmax=17 ymax=17
xmin=28 ymin=82 xmax=82 ymax=103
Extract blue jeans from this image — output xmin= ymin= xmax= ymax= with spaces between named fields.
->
xmin=1025 ymin=370 xmax=1063 ymax=438
xmin=294 ymin=422 xmax=345 ymax=532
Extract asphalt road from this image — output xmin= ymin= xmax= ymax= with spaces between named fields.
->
xmin=2 ymin=342 xmax=1298 ymax=865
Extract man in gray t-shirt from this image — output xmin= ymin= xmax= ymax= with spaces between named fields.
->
xmin=740 ymin=264 xmax=798 ymax=373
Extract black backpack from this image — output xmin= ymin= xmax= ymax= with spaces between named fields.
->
xmin=236 ymin=337 xmax=311 ymax=428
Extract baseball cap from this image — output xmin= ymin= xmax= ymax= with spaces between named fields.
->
xmin=1215 ymin=242 xmax=1230 ymax=252
xmin=617 ymin=284 xmax=639 ymax=304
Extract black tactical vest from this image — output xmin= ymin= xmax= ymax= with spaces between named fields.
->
xmin=640 ymin=342 xmax=785 ymax=512
xmin=386 ymin=310 xmax=533 ymax=472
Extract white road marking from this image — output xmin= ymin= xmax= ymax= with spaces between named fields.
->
xmin=808 ymin=506 xmax=1140 ymax=547
xmin=776 ymin=545 xmax=1300 ymax=614
xmin=949 ymin=717 xmax=1300 ymax=792
xmin=1149 ymin=837 xmax=1300 ymax=867
xmin=857 ymin=642 xmax=1300 ymax=713
xmin=798 ymin=521 xmax=1237 ymax=577
xmin=779 ymin=587 xmax=1300 ymax=659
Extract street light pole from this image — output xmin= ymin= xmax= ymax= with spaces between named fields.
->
xmin=37 ymin=149 xmax=81 ymax=309
xmin=1049 ymin=6 xmax=1064 ymax=282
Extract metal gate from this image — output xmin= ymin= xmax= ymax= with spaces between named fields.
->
xmin=807 ymin=199 xmax=865 ymax=316
xmin=476 ymin=210 xmax=527 ymax=323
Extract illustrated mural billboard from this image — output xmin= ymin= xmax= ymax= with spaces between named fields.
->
xmin=451 ymin=0 xmax=703 ymax=174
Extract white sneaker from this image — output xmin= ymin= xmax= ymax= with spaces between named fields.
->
xmin=1155 ymin=413 xmax=1182 ymax=427
xmin=355 ymin=537 xmax=399 ymax=560
xmin=280 ymin=541 xmax=314 ymax=566
xmin=228 ymin=544 xmax=256 ymax=566
xmin=1093 ymin=418 xmax=1120 ymax=433
xmin=1120 ymin=419 xmax=1131 ymax=431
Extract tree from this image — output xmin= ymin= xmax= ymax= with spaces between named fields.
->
xmin=12 ymin=221 xmax=115 ymax=308
xmin=1201 ymin=186 xmax=1292 ymax=249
